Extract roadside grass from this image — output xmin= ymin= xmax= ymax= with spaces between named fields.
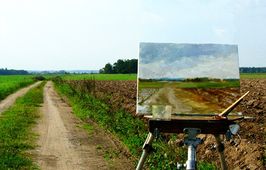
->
xmin=0 ymin=82 xmax=44 ymax=169
xmin=61 ymin=74 xmax=137 ymax=81
xmin=82 ymin=124 xmax=94 ymax=135
xmin=240 ymin=73 xmax=266 ymax=79
xmin=54 ymin=82 xmax=216 ymax=169
xmin=0 ymin=75 xmax=36 ymax=100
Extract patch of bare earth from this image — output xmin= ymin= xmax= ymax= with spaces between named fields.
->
xmin=33 ymin=81 xmax=133 ymax=170
xmin=196 ymin=79 xmax=265 ymax=169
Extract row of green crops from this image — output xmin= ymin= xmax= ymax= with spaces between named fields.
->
xmin=43 ymin=72 xmax=266 ymax=83
xmin=53 ymin=79 xmax=216 ymax=170
xmin=240 ymin=73 xmax=266 ymax=79
xmin=0 ymin=75 xmax=36 ymax=100
xmin=61 ymin=74 xmax=137 ymax=81
xmin=0 ymin=82 xmax=44 ymax=169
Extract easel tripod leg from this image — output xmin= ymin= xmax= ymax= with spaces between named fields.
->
xmin=186 ymin=145 xmax=197 ymax=170
xmin=136 ymin=132 xmax=154 ymax=170
xmin=214 ymin=135 xmax=228 ymax=170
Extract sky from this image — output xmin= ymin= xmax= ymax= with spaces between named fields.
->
xmin=139 ymin=43 xmax=239 ymax=79
xmin=0 ymin=0 xmax=265 ymax=70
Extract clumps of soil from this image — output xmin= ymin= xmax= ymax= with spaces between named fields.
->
xmin=65 ymin=80 xmax=137 ymax=115
xmin=196 ymin=79 xmax=265 ymax=169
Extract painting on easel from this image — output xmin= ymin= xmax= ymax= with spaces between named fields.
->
xmin=137 ymin=43 xmax=240 ymax=116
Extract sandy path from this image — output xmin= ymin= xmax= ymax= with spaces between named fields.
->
xmin=0 ymin=81 xmax=42 ymax=114
xmin=35 ymin=81 xmax=133 ymax=170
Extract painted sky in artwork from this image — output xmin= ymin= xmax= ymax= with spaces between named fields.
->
xmin=139 ymin=43 xmax=240 ymax=80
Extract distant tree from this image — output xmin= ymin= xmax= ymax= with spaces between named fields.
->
xmin=99 ymin=69 xmax=104 ymax=74
xmin=99 ymin=59 xmax=138 ymax=74
xmin=127 ymin=59 xmax=137 ymax=73
xmin=239 ymin=67 xmax=266 ymax=73
xmin=0 ymin=68 xmax=29 ymax=75
xmin=103 ymin=63 xmax=114 ymax=74
xmin=113 ymin=59 xmax=126 ymax=73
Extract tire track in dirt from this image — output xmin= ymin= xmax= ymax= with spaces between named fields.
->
xmin=34 ymin=81 xmax=133 ymax=170
xmin=0 ymin=81 xmax=42 ymax=114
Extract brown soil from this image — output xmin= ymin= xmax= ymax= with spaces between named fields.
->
xmin=0 ymin=81 xmax=42 ymax=114
xmin=196 ymin=79 xmax=265 ymax=169
xmin=65 ymin=80 xmax=137 ymax=115
xmin=33 ymin=81 xmax=133 ymax=170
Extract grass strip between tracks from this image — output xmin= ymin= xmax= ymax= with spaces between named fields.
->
xmin=0 ymin=82 xmax=45 ymax=169
xmin=54 ymin=81 xmax=216 ymax=170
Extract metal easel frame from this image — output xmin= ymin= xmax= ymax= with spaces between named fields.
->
xmin=136 ymin=92 xmax=250 ymax=170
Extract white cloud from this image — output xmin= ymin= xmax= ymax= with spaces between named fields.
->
xmin=139 ymin=54 xmax=239 ymax=79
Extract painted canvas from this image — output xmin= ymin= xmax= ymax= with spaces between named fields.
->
xmin=137 ymin=43 xmax=240 ymax=115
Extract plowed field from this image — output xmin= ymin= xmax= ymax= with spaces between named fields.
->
xmin=64 ymin=78 xmax=265 ymax=169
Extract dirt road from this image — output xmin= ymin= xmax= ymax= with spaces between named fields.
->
xmin=34 ymin=81 xmax=133 ymax=170
xmin=0 ymin=81 xmax=42 ymax=114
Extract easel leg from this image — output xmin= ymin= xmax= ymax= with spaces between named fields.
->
xmin=186 ymin=144 xmax=197 ymax=170
xmin=183 ymin=128 xmax=202 ymax=170
xmin=214 ymin=135 xmax=228 ymax=170
xmin=136 ymin=132 xmax=154 ymax=170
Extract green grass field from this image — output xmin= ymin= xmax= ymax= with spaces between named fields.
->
xmin=61 ymin=74 xmax=137 ymax=80
xmin=47 ymin=73 xmax=266 ymax=82
xmin=0 ymin=75 xmax=35 ymax=100
xmin=240 ymin=73 xmax=266 ymax=79
xmin=56 ymin=73 xmax=266 ymax=81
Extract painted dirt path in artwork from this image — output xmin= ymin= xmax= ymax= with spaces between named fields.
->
xmin=142 ymin=85 xmax=235 ymax=114
xmin=0 ymin=81 xmax=42 ymax=114
xmin=34 ymin=81 xmax=133 ymax=170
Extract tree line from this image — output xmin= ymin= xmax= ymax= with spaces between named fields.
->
xmin=239 ymin=67 xmax=266 ymax=73
xmin=99 ymin=59 xmax=137 ymax=74
xmin=0 ymin=68 xmax=29 ymax=75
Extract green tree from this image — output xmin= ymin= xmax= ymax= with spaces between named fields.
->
xmin=127 ymin=59 xmax=137 ymax=73
xmin=113 ymin=59 xmax=126 ymax=73
xmin=99 ymin=59 xmax=138 ymax=74
xmin=103 ymin=63 xmax=113 ymax=73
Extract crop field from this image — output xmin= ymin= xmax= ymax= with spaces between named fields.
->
xmin=240 ymin=73 xmax=266 ymax=79
xmin=52 ymin=73 xmax=265 ymax=169
xmin=66 ymin=80 xmax=137 ymax=114
xmin=0 ymin=75 xmax=35 ymax=100
xmin=61 ymin=74 xmax=137 ymax=81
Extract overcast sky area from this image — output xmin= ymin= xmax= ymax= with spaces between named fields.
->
xmin=0 ymin=0 xmax=265 ymax=70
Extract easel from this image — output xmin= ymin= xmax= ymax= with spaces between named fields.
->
xmin=136 ymin=92 xmax=250 ymax=170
